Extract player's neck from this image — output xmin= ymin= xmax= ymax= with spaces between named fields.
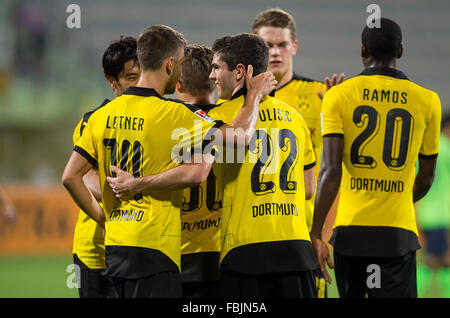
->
xmin=275 ymin=70 xmax=294 ymax=89
xmin=177 ymin=91 xmax=214 ymax=105
xmin=366 ymin=59 xmax=397 ymax=69
xmin=136 ymin=71 xmax=168 ymax=97
xmin=230 ymin=81 xmax=245 ymax=98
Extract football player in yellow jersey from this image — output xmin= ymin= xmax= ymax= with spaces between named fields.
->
xmin=311 ymin=18 xmax=441 ymax=298
xmin=175 ymin=45 xmax=222 ymax=297
xmin=251 ymin=7 xmax=344 ymax=298
xmin=105 ymin=33 xmax=317 ymax=297
xmin=62 ymin=25 xmax=276 ymax=298
xmin=71 ymin=36 xmax=140 ymax=298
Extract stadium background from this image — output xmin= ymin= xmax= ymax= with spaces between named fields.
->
xmin=0 ymin=0 xmax=448 ymax=297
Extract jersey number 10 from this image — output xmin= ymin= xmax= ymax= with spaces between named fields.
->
xmin=103 ymin=138 xmax=143 ymax=177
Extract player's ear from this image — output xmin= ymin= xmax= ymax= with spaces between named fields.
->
xmin=175 ymin=80 xmax=184 ymax=93
xmin=166 ymin=56 xmax=175 ymax=75
xmin=397 ymin=44 xmax=403 ymax=59
xmin=361 ymin=44 xmax=368 ymax=59
xmin=291 ymin=39 xmax=299 ymax=56
xmin=235 ymin=63 xmax=246 ymax=81
xmin=105 ymin=75 xmax=117 ymax=91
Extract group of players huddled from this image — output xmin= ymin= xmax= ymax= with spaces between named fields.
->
xmin=62 ymin=8 xmax=441 ymax=298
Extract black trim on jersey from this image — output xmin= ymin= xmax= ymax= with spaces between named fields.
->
xmin=122 ymin=86 xmax=161 ymax=98
xmin=329 ymin=225 xmax=421 ymax=258
xmin=276 ymin=72 xmax=322 ymax=91
xmin=80 ymin=99 xmax=110 ymax=136
xmin=181 ymin=252 xmax=220 ymax=283
xmin=220 ymin=240 xmax=318 ymax=274
xmin=123 ymin=87 xmax=225 ymax=130
xmin=359 ymin=67 xmax=409 ymax=80
xmin=74 ymin=146 xmax=98 ymax=168
xmin=418 ymin=153 xmax=438 ymax=160
xmin=194 ymin=103 xmax=217 ymax=113
xmin=323 ymin=133 xmax=344 ymax=138
xmin=304 ymin=162 xmax=316 ymax=170
xmin=104 ymin=246 xmax=179 ymax=279
xmin=230 ymin=87 xmax=247 ymax=100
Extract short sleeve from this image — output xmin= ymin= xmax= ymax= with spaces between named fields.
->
xmin=74 ymin=115 xmax=98 ymax=167
xmin=321 ymin=87 xmax=344 ymax=137
xmin=303 ymin=124 xmax=316 ymax=170
xmin=419 ymin=92 xmax=441 ymax=158
xmin=72 ymin=118 xmax=83 ymax=146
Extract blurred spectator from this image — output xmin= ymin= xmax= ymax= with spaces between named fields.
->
xmin=417 ymin=113 xmax=450 ymax=297
xmin=12 ymin=1 xmax=49 ymax=82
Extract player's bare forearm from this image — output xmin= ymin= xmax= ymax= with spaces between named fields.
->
xmin=217 ymin=65 xmax=276 ymax=148
xmin=304 ymin=167 xmax=316 ymax=200
xmin=310 ymin=137 xmax=343 ymax=239
xmin=62 ymin=152 xmax=105 ymax=228
xmin=83 ymin=169 xmax=102 ymax=202
xmin=107 ymin=153 xmax=214 ymax=198
xmin=413 ymin=156 xmax=437 ymax=203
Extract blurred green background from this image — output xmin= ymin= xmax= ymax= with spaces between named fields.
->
xmin=0 ymin=0 xmax=449 ymax=298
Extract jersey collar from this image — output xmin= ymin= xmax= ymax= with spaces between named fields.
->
xmin=229 ymin=85 xmax=275 ymax=101
xmin=122 ymin=86 xmax=162 ymax=98
xmin=360 ymin=67 xmax=408 ymax=80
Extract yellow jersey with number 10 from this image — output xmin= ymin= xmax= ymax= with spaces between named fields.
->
xmin=75 ymin=87 xmax=224 ymax=278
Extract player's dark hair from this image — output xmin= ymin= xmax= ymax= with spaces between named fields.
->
xmin=252 ymin=8 xmax=297 ymax=41
xmin=137 ymin=24 xmax=186 ymax=71
xmin=361 ymin=17 xmax=402 ymax=62
xmin=212 ymin=33 xmax=269 ymax=76
xmin=102 ymin=36 xmax=138 ymax=80
xmin=180 ymin=45 xmax=215 ymax=95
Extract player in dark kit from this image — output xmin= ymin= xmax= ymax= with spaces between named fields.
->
xmin=311 ymin=18 xmax=441 ymax=298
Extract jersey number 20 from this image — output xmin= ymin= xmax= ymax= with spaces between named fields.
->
xmin=350 ymin=105 xmax=413 ymax=171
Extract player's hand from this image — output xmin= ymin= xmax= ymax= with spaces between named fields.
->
xmin=311 ymin=236 xmax=334 ymax=284
xmin=107 ymin=166 xmax=138 ymax=200
xmin=317 ymin=73 xmax=345 ymax=100
xmin=245 ymin=64 xmax=277 ymax=98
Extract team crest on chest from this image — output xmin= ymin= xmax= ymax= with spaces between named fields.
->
xmin=297 ymin=97 xmax=311 ymax=112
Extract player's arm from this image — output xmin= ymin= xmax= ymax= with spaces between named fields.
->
xmin=214 ymin=65 xmax=276 ymax=147
xmin=62 ymin=151 xmax=105 ymax=228
xmin=107 ymin=152 xmax=214 ymax=199
xmin=107 ymin=67 xmax=276 ymax=197
xmin=413 ymin=156 xmax=437 ymax=203
xmin=304 ymin=167 xmax=316 ymax=200
xmin=310 ymin=136 xmax=343 ymax=283
xmin=82 ymin=169 xmax=102 ymax=202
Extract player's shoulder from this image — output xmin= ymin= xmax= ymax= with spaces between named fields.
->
xmin=75 ymin=98 xmax=111 ymax=137
xmin=291 ymin=73 xmax=323 ymax=84
xmin=82 ymin=98 xmax=111 ymax=121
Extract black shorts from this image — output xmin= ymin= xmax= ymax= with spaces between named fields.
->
xmin=72 ymin=254 xmax=117 ymax=298
xmin=423 ymin=228 xmax=449 ymax=257
xmin=182 ymin=281 xmax=221 ymax=298
xmin=111 ymin=271 xmax=182 ymax=298
xmin=219 ymin=270 xmax=317 ymax=298
xmin=333 ymin=251 xmax=417 ymax=298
